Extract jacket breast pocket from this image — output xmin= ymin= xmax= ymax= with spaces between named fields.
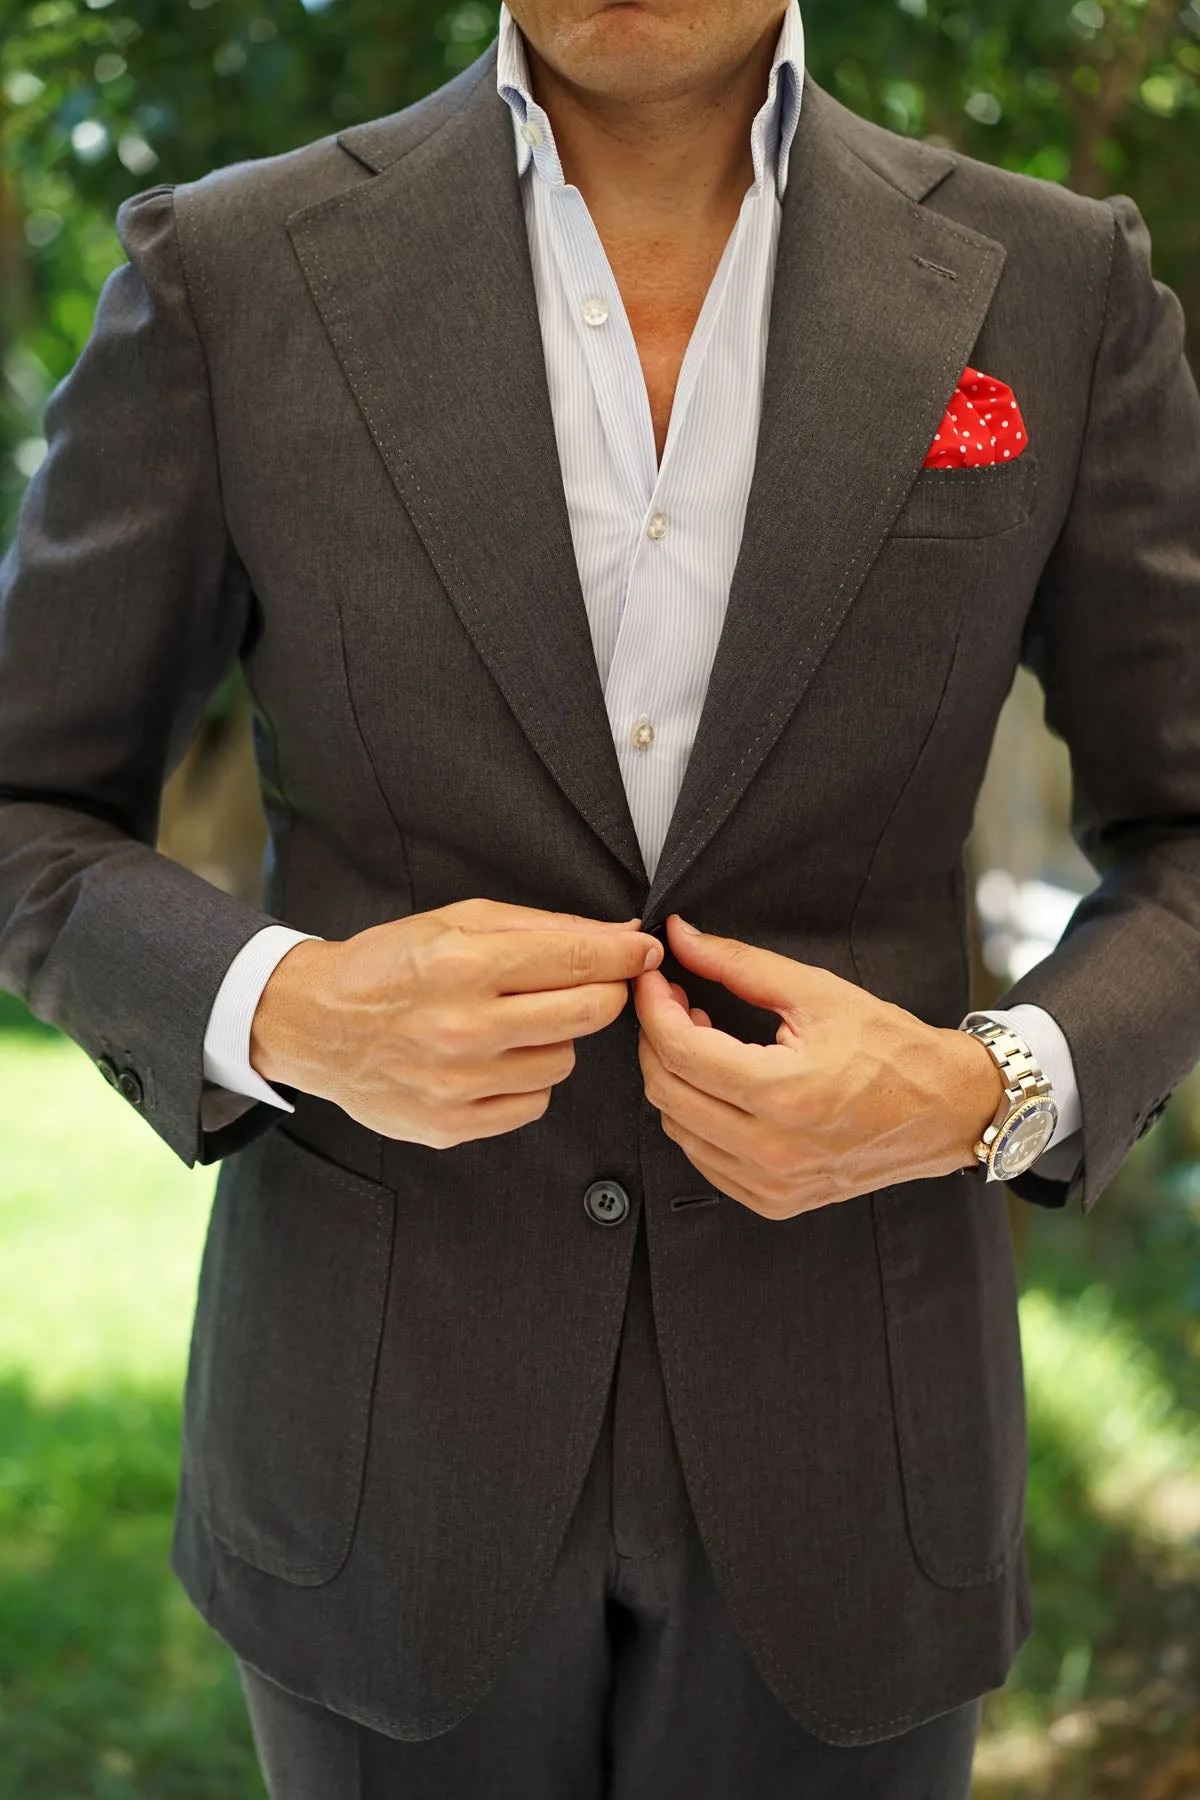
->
xmin=182 ymin=1124 xmax=396 ymax=1585
xmin=871 ymin=1171 xmax=1028 ymax=1586
xmin=889 ymin=450 xmax=1039 ymax=539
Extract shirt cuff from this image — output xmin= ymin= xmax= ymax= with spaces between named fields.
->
xmin=202 ymin=924 xmax=323 ymax=1113
xmin=974 ymin=1001 xmax=1083 ymax=1178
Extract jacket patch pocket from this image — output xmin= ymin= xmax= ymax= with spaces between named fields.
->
xmin=182 ymin=1124 xmax=395 ymax=1585
xmin=889 ymin=451 xmax=1038 ymax=539
xmin=871 ymin=1172 xmax=1028 ymax=1587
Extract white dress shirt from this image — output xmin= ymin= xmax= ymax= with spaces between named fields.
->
xmin=201 ymin=0 xmax=1083 ymax=1180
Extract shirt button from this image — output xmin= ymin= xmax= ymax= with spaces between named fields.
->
xmin=647 ymin=512 xmax=669 ymax=541
xmin=581 ymin=298 xmax=610 ymax=328
xmin=520 ymin=120 xmax=544 ymax=148
xmin=630 ymin=717 xmax=655 ymax=752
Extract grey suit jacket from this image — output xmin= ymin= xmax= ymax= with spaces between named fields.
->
xmin=2 ymin=43 xmax=1199 ymax=1745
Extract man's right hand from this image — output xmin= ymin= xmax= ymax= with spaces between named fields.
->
xmin=248 ymin=898 xmax=663 ymax=1147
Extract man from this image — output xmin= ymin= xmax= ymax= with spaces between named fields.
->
xmin=1 ymin=0 xmax=1198 ymax=1792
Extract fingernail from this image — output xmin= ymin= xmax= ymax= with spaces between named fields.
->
xmin=643 ymin=944 xmax=663 ymax=971
xmin=675 ymin=916 xmax=698 ymax=934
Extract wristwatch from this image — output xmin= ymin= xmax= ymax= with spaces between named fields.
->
xmin=957 ymin=1012 xmax=1059 ymax=1182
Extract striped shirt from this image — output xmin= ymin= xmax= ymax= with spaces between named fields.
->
xmin=497 ymin=0 xmax=803 ymax=886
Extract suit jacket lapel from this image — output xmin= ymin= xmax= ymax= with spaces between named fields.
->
xmin=287 ymin=50 xmax=1007 ymax=920
xmin=286 ymin=49 xmax=649 ymax=889
xmin=641 ymin=73 xmax=1008 ymax=921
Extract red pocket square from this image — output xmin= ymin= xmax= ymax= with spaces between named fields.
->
xmin=923 ymin=365 xmax=1029 ymax=468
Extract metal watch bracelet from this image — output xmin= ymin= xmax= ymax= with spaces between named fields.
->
xmin=958 ymin=1012 xmax=1059 ymax=1180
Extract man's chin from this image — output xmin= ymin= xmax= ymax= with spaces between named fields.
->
xmin=549 ymin=27 xmax=710 ymax=106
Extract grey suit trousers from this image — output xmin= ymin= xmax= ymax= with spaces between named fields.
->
xmin=236 ymin=1212 xmax=984 ymax=1799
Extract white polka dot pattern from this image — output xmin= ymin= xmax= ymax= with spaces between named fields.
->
xmin=924 ymin=365 xmax=1029 ymax=467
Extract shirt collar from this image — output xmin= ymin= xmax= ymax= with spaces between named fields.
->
xmin=495 ymin=3 xmax=804 ymax=200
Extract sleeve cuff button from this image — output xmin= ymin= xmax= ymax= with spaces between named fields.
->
xmin=117 ymin=1069 xmax=144 ymax=1107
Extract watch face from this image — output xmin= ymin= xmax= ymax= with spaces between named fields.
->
xmin=992 ymin=1098 xmax=1058 ymax=1181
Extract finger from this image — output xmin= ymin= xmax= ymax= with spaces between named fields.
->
xmin=666 ymin=915 xmax=846 ymax=1018
xmin=449 ymin=1040 xmax=579 ymax=1098
xmin=634 ymin=966 xmax=780 ymax=1109
xmin=644 ymin=1032 xmax=787 ymax=1166
xmin=493 ymin=910 xmax=645 ymax=931
xmin=474 ymin=927 xmax=662 ymax=994
xmin=482 ymin=978 xmax=634 ymax=1049
xmin=460 ymin=900 xmax=645 ymax=933
xmin=690 ymin=1007 xmax=712 ymax=1027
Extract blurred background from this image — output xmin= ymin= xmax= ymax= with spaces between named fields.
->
xmin=1 ymin=0 xmax=1199 ymax=1793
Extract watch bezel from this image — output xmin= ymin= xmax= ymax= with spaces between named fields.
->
xmin=983 ymin=1094 xmax=1059 ymax=1181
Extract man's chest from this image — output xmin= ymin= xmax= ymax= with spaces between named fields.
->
xmin=603 ymin=233 xmax=737 ymax=466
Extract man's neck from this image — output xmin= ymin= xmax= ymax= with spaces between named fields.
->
xmin=522 ymin=18 xmax=785 ymax=244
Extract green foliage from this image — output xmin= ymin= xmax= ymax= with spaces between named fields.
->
xmin=0 ymin=1029 xmax=260 ymax=1794
xmin=1021 ymin=1284 xmax=1200 ymax=1528
xmin=0 ymin=1378 xmax=263 ymax=1799
xmin=1013 ymin=1279 xmax=1200 ymax=1707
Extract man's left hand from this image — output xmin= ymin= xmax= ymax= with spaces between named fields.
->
xmin=633 ymin=914 xmax=1005 ymax=1220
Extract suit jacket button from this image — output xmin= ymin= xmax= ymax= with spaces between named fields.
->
xmin=117 ymin=1069 xmax=145 ymax=1107
xmin=97 ymin=1055 xmax=120 ymax=1088
xmin=584 ymin=1180 xmax=630 ymax=1227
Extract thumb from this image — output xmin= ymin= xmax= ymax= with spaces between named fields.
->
xmin=667 ymin=915 xmax=827 ymax=1026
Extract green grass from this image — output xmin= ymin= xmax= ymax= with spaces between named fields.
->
xmin=0 ymin=1019 xmax=264 ymax=1799
xmin=1 ymin=1039 xmax=217 ymax=1394
xmin=3 ymin=1004 xmax=1200 ymax=1795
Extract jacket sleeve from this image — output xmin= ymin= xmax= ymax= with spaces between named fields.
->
xmin=0 ymin=182 xmax=295 ymax=1168
xmin=997 ymin=192 xmax=1200 ymax=1215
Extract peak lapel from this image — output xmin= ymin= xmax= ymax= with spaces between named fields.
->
xmin=286 ymin=46 xmax=648 ymax=889
xmin=641 ymin=75 xmax=1008 ymax=925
